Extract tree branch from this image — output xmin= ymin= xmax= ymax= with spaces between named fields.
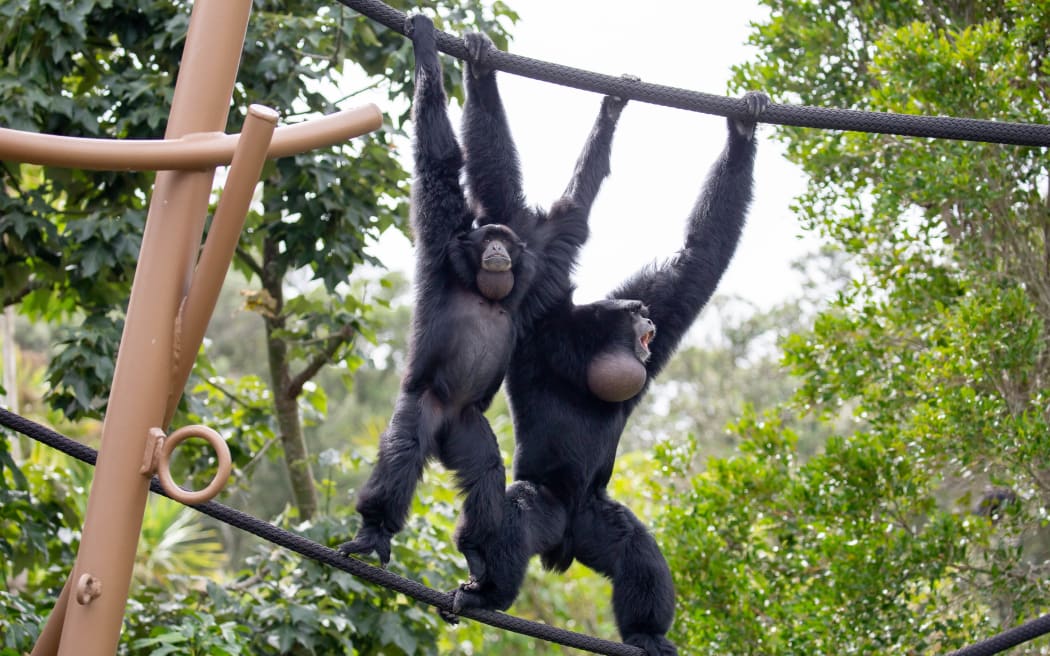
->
xmin=235 ymin=246 xmax=265 ymax=280
xmin=286 ymin=323 xmax=355 ymax=397
xmin=2 ymin=279 xmax=46 ymax=307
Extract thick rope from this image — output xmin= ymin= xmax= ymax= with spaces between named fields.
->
xmin=0 ymin=407 xmax=643 ymax=656
xmin=332 ymin=0 xmax=1050 ymax=148
xmin=944 ymin=615 xmax=1050 ymax=656
xmin=8 ymin=407 xmax=1050 ymax=655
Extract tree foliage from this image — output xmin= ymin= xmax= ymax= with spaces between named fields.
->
xmin=655 ymin=1 xmax=1050 ymax=653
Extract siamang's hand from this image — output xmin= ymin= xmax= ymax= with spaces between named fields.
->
xmin=463 ymin=31 xmax=495 ymax=78
xmin=405 ymin=13 xmax=436 ymax=53
xmin=731 ymin=91 xmax=770 ymax=141
xmin=603 ymin=73 xmax=639 ymax=120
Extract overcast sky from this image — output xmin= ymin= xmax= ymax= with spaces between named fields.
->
xmin=360 ymin=0 xmax=818 ymax=322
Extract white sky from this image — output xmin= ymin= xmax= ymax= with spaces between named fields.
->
xmin=361 ymin=0 xmax=818 ymax=322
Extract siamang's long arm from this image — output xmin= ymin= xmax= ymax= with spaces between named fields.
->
xmin=461 ymin=32 xmax=526 ymax=225
xmin=516 ymin=95 xmax=627 ymax=326
xmin=557 ymin=93 xmax=629 ymax=215
xmin=611 ymin=93 xmax=768 ymax=386
xmin=407 ymin=15 xmax=470 ymax=262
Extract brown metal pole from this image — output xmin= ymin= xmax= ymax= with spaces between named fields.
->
xmin=164 ymin=104 xmax=279 ymax=424
xmin=43 ymin=2 xmax=254 ymax=655
xmin=0 ymin=105 xmax=382 ymax=171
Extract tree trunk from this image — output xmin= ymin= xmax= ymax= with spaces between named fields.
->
xmin=265 ymin=318 xmax=319 ymax=519
xmin=260 ymin=236 xmax=318 ymax=519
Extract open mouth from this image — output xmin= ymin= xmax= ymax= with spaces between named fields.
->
xmin=639 ymin=329 xmax=655 ymax=353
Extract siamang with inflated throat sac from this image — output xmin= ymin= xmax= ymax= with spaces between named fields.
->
xmin=448 ymin=31 xmax=769 ymax=656
xmin=338 ymin=15 xmax=629 ymax=593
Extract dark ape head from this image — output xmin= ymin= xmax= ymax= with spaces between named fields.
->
xmin=583 ymin=299 xmax=656 ymax=402
xmin=466 ymin=223 xmax=524 ymax=301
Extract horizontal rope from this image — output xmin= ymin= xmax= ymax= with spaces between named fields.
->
xmin=0 ymin=407 xmax=643 ymax=656
xmin=333 ymin=0 xmax=1050 ymax=148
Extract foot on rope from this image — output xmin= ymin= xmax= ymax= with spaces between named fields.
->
xmin=337 ymin=522 xmax=393 ymax=567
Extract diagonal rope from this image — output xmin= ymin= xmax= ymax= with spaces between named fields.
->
xmin=944 ymin=615 xmax=1050 ymax=656
xmin=0 ymin=407 xmax=644 ymax=656
xmin=332 ymin=0 xmax=1050 ymax=148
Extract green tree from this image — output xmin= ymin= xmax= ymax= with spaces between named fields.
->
xmin=656 ymin=1 xmax=1050 ymax=653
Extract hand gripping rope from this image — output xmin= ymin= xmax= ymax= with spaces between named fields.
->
xmin=334 ymin=0 xmax=1050 ymax=148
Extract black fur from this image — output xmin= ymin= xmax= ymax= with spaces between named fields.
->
xmin=452 ymin=48 xmax=768 ymax=654
xmin=338 ymin=16 xmax=626 ymax=587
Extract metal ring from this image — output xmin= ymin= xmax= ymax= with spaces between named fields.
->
xmin=155 ymin=425 xmax=232 ymax=504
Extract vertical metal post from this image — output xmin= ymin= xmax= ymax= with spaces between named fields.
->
xmin=30 ymin=2 xmax=255 ymax=655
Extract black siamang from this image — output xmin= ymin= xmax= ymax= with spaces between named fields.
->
xmin=451 ymin=32 xmax=768 ymax=656
xmin=338 ymin=15 xmax=628 ymax=588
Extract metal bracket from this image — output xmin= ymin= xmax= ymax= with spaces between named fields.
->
xmin=139 ymin=428 xmax=166 ymax=476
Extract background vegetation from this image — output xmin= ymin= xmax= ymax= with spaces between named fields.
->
xmin=3 ymin=0 xmax=1050 ymax=654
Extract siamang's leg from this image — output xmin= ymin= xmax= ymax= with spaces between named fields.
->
xmin=572 ymin=493 xmax=678 ymax=656
xmin=437 ymin=406 xmax=507 ymax=582
xmin=460 ymin=31 xmax=525 ymax=224
xmin=338 ymin=390 xmax=444 ymax=566
xmin=450 ymin=480 xmax=569 ymax=615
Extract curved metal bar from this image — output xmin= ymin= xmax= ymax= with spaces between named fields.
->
xmin=156 ymin=425 xmax=233 ymax=505
xmin=0 ymin=104 xmax=383 ymax=171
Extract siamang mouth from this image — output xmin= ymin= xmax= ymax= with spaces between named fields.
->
xmin=639 ymin=329 xmax=655 ymax=355
xmin=482 ymin=254 xmax=512 ymax=272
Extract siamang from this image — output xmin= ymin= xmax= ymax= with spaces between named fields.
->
xmin=451 ymin=32 xmax=768 ymax=656
xmin=338 ymin=14 xmax=628 ymax=588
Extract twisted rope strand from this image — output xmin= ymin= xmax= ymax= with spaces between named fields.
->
xmin=0 ymin=407 xmax=643 ymax=656
xmin=333 ymin=0 xmax=1050 ymax=147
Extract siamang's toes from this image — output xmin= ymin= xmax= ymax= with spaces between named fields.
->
xmin=451 ymin=586 xmax=487 ymax=614
xmin=438 ymin=606 xmax=460 ymax=625
xmin=625 ymin=633 xmax=679 ymax=656
xmin=337 ymin=526 xmax=392 ymax=567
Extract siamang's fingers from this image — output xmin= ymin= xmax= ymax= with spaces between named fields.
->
xmin=405 ymin=14 xmax=435 ymax=48
xmin=604 ymin=73 xmax=639 ymax=118
xmin=463 ymin=31 xmax=495 ymax=77
xmin=731 ymin=91 xmax=770 ymax=140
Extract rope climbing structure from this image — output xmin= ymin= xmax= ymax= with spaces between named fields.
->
xmin=335 ymin=0 xmax=1050 ymax=147
xmin=6 ymin=0 xmax=1050 ymax=654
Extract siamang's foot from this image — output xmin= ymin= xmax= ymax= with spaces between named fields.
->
xmin=437 ymin=579 xmax=480 ymax=625
xmin=405 ymin=14 xmax=436 ymax=50
xmin=461 ymin=547 xmax=487 ymax=584
xmin=731 ymin=91 xmax=770 ymax=140
xmin=452 ymin=579 xmax=492 ymax=613
xmin=625 ymin=633 xmax=679 ymax=656
xmin=604 ymin=74 xmax=640 ymax=119
xmin=463 ymin=31 xmax=495 ymax=78
xmin=438 ymin=605 xmax=460 ymax=625
xmin=337 ymin=523 xmax=393 ymax=567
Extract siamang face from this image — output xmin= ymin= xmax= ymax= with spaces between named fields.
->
xmin=590 ymin=299 xmax=655 ymax=363
xmin=468 ymin=224 xmax=524 ymax=273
